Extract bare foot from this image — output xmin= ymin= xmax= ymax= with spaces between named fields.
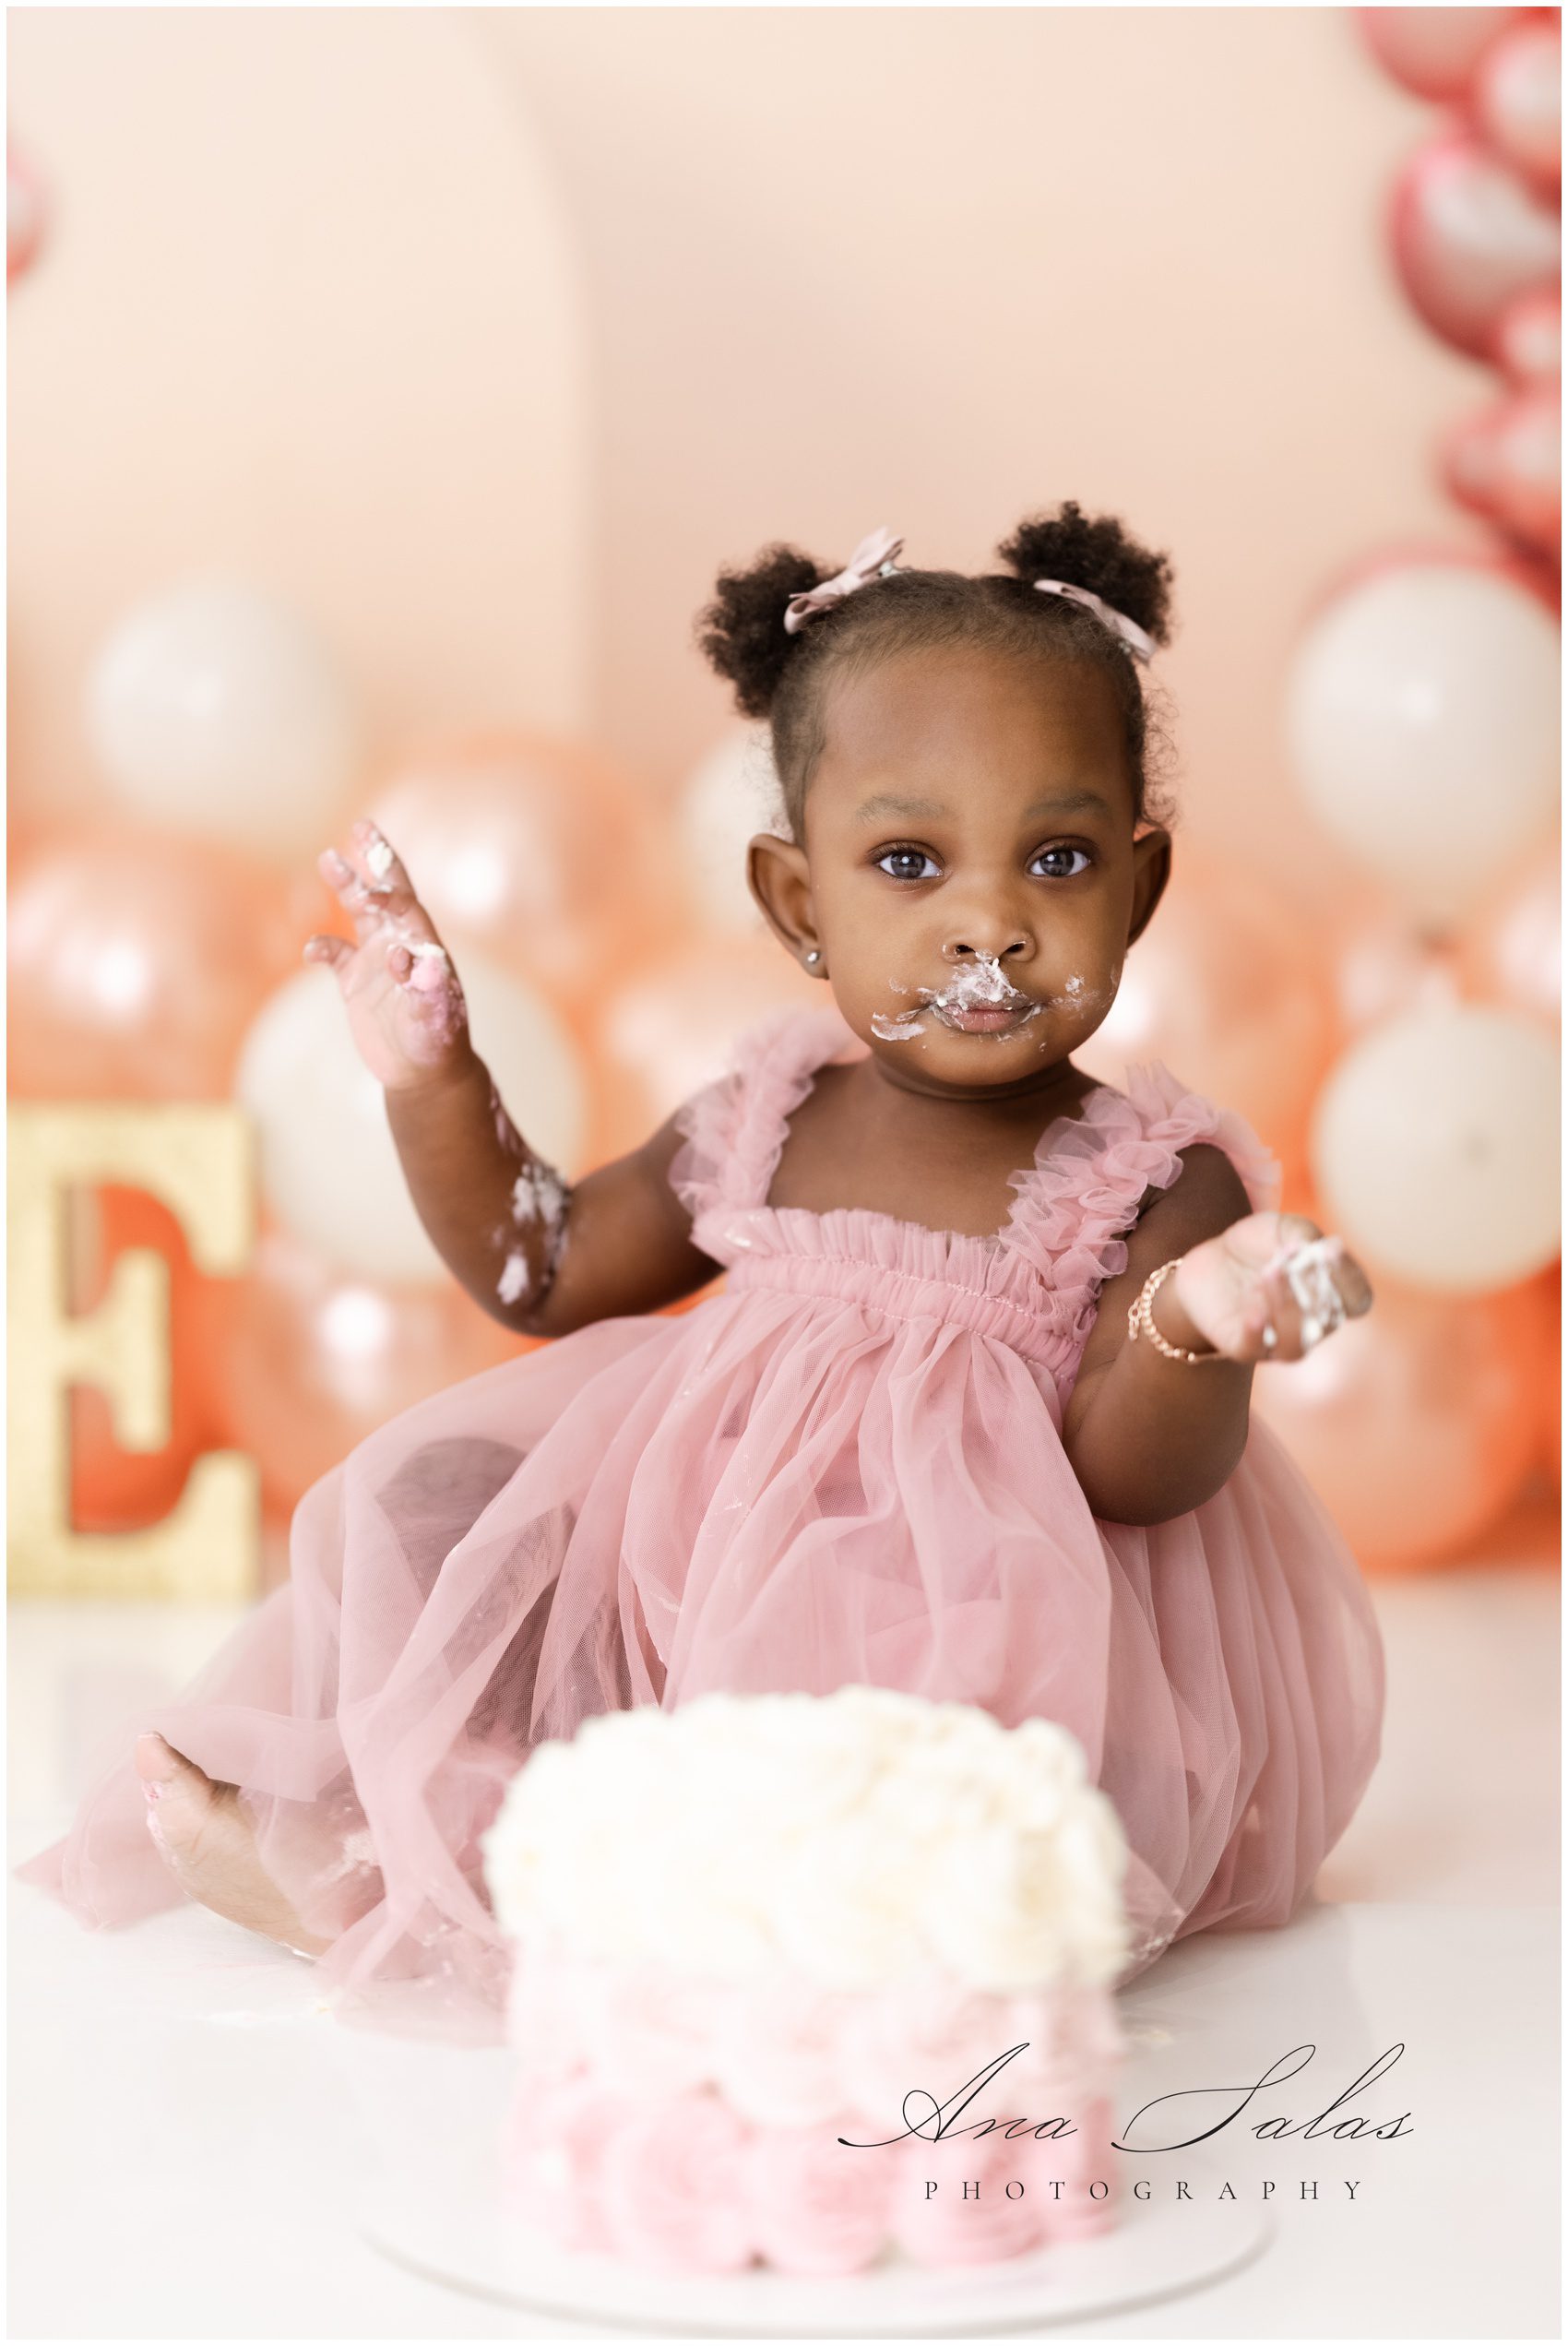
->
xmin=135 ymin=1733 xmax=330 ymax=1959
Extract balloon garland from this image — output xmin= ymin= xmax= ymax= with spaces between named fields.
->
xmin=6 ymin=26 xmax=1560 ymax=1580
xmin=1259 ymin=10 xmax=1562 ymax=1564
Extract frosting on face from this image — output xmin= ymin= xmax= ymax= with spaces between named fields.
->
xmin=866 ymin=954 xmax=1115 ymax=1044
xmin=870 ymin=953 xmax=1040 ymax=1042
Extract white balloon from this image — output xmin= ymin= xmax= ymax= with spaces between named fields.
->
xmin=676 ymin=724 xmax=787 ymax=935
xmin=1285 ymin=565 xmax=1560 ymax=922
xmin=1311 ymin=1004 xmax=1560 ymax=1291
xmin=86 ymin=576 xmax=360 ymax=860
xmin=236 ymin=947 xmax=587 ymax=1283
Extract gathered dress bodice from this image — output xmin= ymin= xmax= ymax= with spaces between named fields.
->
xmin=669 ymin=1000 xmax=1282 ymax=1404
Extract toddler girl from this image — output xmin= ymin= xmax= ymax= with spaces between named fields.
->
xmin=19 ymin=503 xmax=1384 ymax=2038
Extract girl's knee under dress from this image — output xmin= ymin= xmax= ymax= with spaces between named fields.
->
xmin=16 ymin=1000 xmax=1385 ymax=2041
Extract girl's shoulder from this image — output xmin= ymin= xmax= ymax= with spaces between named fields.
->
xmin=1097 ymin=1063 xmax=1283 ymax=1215
xmin=667 ymin=999 xmax=857 ymax=1226
xmin=999 ymin=1061 xmax=1283 ymax=1294
xmin=666 ymin=996 xmax=1283 ymax=1240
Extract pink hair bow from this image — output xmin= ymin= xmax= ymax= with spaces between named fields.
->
xmin=782 ymin=526 xmax=905 ymax=635
xmin=1033 ymin=578 xmax=1155 ymax=664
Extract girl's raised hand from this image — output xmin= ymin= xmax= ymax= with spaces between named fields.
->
xmin=303 ymin=820 xmax=471 ymax=1091
xmin=1169 ymin=1212 xmax=1374 ymax=1365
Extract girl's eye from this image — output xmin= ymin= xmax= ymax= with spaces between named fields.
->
xmin=1032 ymin=846 xmax=1093 ymax=879
xmin=874 ymin=848 xmax=940 ymax=882
xmin=873 ymin=844 xmax=1094 ymax=883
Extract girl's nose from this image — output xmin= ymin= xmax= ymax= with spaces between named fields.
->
xmin=944 ymin=934 xmax=1031 ymax=962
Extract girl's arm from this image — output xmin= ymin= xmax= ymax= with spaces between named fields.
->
xmin=386 ymin=1054 xmax=726 ymax=1338
xmin=1062 ymin=1144 xmax=1372 ymax=1526
xmin=308 ymin=822 xmax=724 ymax=1340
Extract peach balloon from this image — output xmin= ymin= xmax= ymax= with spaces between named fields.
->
xmin=675 ymin=724 xmax=784 ymax=939
xmin=1459 ymin=846 xmax=1560 ymax=1030
xmin=587 ymin=935 xmax=822 ymax=1163
xmin=367 ymin=733 xmax=683 ymax=1013
xmin=204 ymin=1231 xmax=526 ymax=1518
xmin=1334 ymin=917 xmax=1464 ymax=1037
xmin=1073 ymin=857 xmax=1335 ymax=1175
xmin=1251 ymin=1273 xmax=1552 ymax=1570
xmin=7 ymin=828 xmax=302 ymax=1099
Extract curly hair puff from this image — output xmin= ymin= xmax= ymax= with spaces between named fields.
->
xmin=695 ymin=502 xmax=1179 ymax=843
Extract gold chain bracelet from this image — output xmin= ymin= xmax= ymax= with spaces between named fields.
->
xmin=1126 ymin=1257 xmax=1227 ymax=1364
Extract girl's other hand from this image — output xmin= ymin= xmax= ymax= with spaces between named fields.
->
xmin=1168 ymin=1212 xmax=1374 ymax=1364
xmin=303 ymin=820 xmax=473 ymax=1092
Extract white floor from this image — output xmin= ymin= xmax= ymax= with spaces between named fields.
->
xmin=7 ymin=1562 xmax=1561 ymax=2340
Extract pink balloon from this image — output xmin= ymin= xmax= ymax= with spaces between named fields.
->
xmin=1490 ymin=385 xmax=1561 ymax=555
xmin=7 ymin=828 xmax=303 ymax=1099
xmin=1251 ymin=1274 xmax=1552 ymax=1570
xmin=6 ymin=144 xmax=45 ymax=286
xmin=1458 ymin=844 xmax=1561 ymax=1029
xmin=1073 ymin=857 xmax=1336 ymax=1180
xmin=1471 ymin=19 xmax=1561 ymax=191
xmin=1438 ymin=384 xmax=1559 ymax=554
xmin=1438 ymin=396 xmax=1513 ymax=519
xmin=366 ymin=734 xmax=683 ymax=1015
xmin=1490 ymin=284 xmax=1560 ymax=386
xmin=1390 ymin=130 xmax=1560 ymax=360
xmin=204 ymin=1231 xmax=525 ymax=1519
xmin=1358 ymin=7 xmax=1533 ymax=101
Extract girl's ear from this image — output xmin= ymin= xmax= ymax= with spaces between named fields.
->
xmin=747 ymin=831 xmax=822 ymax=967
xmin=1127 ymin=828 xmax=1171 ymax=947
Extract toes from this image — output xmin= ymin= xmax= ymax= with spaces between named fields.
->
xmin=129 ymin=1738 xmax=327 ymax=1955
xmin=135 ymin=1731 xmax=210 ymax=1792
xmin=134 ymin=1733 xmax=227 ymax=1855
xmin=135 ymin=1731 xmax=184 ymax=1788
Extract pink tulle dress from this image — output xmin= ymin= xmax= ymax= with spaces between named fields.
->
xmin=18 ymin=1001 xmax=1384 ymax=2039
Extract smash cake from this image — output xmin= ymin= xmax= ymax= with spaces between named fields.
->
xmin=480 ymin=1686 xmax=1133 ymax=2278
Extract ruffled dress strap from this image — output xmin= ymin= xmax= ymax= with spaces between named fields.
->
xmin=1002 ymin=1060 xmax=1282 ymax=1351
xmin=667 ymin=1001 xmax=859 ymax=1227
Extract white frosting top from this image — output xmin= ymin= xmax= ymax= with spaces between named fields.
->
xmin=481 ymin=1687 xmax=1131 ymax=1994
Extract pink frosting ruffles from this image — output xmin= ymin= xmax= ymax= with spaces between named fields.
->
xmin=501 ymin=1945 xmax=1124 ymax=2276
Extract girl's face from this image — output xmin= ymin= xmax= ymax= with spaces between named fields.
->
xmin=748 ymin=641 xmax=1171 ymax=1099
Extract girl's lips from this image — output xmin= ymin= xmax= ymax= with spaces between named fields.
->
xmin=932 ymin=999 xmax=1036 ymax=1032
